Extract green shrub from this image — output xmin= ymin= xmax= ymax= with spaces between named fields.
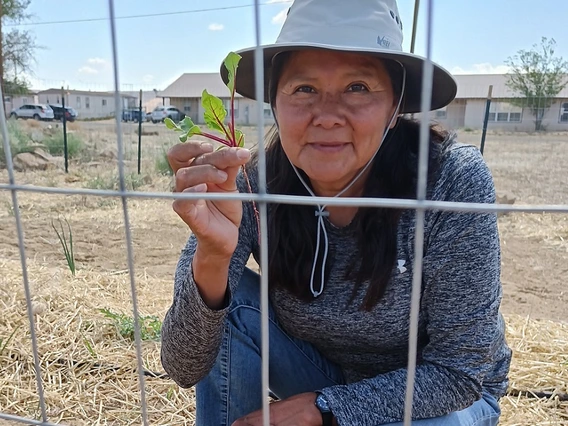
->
xmin=86 ymin=172 xmax=146 ymax=191
xmin=43 ymin=133 xmax=84 ymax=158
xmin=0 ymin=120 xmax=31 ymax=165
xmin=155 ymin=148 xmax=173 ymax=176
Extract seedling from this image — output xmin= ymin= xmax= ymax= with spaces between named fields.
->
xmin=52 ymin=218 xmax=76 ymax=276
xmin=165 ymin=52 xmax=260 ymax=238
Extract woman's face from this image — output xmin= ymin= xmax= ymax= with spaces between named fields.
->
xmin=274 ymin=50 xmax=398 ymax=195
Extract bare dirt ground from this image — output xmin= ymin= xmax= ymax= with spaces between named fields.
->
xmin=0 ymin=120 xmax=567 ymax=424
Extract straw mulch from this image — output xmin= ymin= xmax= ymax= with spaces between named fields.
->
xmin=1 ymin=258 xmax=567 ymax=425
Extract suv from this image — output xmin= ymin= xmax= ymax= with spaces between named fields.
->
xmin=49 ymin=104 xmax=78 ymax=122
xmin=122 ymin=108 xmax=145 ymax=122
xmin=151 ymin=106 xmax=184 ymax=123
xmin=10 ymin=104 xmax=54 ymax=121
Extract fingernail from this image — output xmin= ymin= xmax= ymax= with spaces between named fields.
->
xmin=217 ymin=170 xmax=228 ymax=180
xmin=201 ymin=143 xmax=213 ymax=152
xmin=191 ymin=183 xmax=207 ymax=192
xmin=236 ymin=148 xmax=250 ymax=159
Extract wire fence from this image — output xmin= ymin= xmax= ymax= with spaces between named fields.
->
xmin=1 ymin=0 xmax=568 ymax=425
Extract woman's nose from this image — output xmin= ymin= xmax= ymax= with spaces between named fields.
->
xmin=311 ymin=94 xmax=346 ymax=129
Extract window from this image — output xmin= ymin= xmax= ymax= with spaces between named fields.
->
xmin=56 ymin=96 xmax=60 ymax=104
xmin=434 ymin=107 xmax=447 ymax=119
xmin=47 ymin=97 xmax=50 ymax=104
xmin=102 ymin=99 xmax=107 ymax=106
xmin=184 ymin=105 xmax=191 ymax=112
xmin=488 ymin=102 xmax=522 ymax=123
xmin=264 ymin=103 xmax=273 ymax=118
xmin=22 ymin=98 xmax=28 ymax=104
xmin=76 ymin=96 xmax=81 ymax=108
xmin=86 ymin=97 xmax=90 ymax=109
xmin=560 ymin=102 xmax=568 ymax=123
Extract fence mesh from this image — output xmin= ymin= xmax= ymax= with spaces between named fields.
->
xmin=1 ymin=0 xmax=568 ymax=425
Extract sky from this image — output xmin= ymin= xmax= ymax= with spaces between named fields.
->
xmin=7 ymin=0 xmax=568 ymax=92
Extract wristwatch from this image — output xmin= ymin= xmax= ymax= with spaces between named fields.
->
xmin=315 ymin=392 xmax=333 ymax=426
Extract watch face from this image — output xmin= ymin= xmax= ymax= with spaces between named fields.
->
xmin=316 ymin=393 xmax=331 ymax=412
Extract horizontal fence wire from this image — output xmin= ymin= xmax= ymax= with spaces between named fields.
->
xmin=1 ymin=183 xmax=567 ymax=213
xmin=1 ymin=1 xmax=567 ymax=425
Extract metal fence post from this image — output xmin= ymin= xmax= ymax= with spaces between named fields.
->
xmin=138 ymin=89 xmax=142 ymax=175
xmin=480 ymin=85 xmax=493 ymax=156
xmin=61 ymin=86 xmax=68 ymax=173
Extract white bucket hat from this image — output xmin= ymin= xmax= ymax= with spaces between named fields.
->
xmin=220 ymin=0 xmax=457 ymax=114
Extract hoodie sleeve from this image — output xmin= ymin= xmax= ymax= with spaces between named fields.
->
xmin=160 ymin=169 xmax=258 ymax=388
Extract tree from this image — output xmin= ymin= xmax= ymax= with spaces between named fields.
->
xmin=0 ymin=0 xmax=35 ymax=96
xmin=505 ymin=37 xmax=568 ymax=131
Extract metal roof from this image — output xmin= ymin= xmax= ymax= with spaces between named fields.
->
xmin=159 ymin=73 xmax=568 ymax=100
xmin=158 ymin=73 xmax=241 ymax=99
xmin=38 ymin=88 xmax=136 ymax=98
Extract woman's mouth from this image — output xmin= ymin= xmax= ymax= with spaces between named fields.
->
xmin=310 ymin=142 xmax=349 ymax=153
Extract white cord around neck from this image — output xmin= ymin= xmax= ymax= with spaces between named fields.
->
xmin=289 ymin=64 xmax=407 ymax=298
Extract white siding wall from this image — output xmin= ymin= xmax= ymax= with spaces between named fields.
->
xmin=37 ymin=93 xmax=133 ymax=119
xmin=464 ymin=99 xmax=568 ymax=132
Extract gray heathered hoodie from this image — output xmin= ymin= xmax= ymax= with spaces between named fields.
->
xmin=161 ymin=139 xmax=512 ymax=425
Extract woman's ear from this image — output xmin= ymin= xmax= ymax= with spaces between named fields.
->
xmin=389 ymin=114 xmax=400 ymax=129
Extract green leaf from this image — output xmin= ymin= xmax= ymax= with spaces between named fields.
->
xmin=235 ymin=129 xmax=245 ymax=148
xmin=164 ymin=117 xmax=179 ymax=130
xmin=224 ymin=52 xmax=242 ymax=93
xmin=179 ymin=134 xmax=188 ymax=143
xmin=179 ymin=116 xmax=195 ymax=132
xmin=202 ymin=89 xmax=228 ymax=134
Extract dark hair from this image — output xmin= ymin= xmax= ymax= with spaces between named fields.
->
xmin=251 ymin=51 xmax=449 ymax=310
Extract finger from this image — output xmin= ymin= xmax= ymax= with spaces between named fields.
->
xmin=174 ymin=164 xmax=229 ymax=193
xmin=167 ymin=142 xmax=214 ymax=174
xmin=192 ymin=147 xmax=251 ymax=172
xmin=172 ymin=184 xmax=207 ymax=226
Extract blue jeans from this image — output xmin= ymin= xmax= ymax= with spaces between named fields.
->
xmin=195 ymin=269 xmax=501 ymax=426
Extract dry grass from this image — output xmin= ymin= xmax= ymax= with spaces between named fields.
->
xmin=0 ymin=257 xmax=567 ymax=425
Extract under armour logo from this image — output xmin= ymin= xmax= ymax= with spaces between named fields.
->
xmin=397 ymin=260 xmax=407 ymax=274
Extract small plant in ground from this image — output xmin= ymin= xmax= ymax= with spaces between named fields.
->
xmin=43 ymin=133 xmax=84 ymax=158
xmin=99 ymin=308 xmax=162 ymax=341
xmin=164 ymin=51 xmax=260 ymax=237
xmin=51 ymin=218 xmax=76 ymax=276
xmin=463 ymin=127 xmax=474 ymax=133
xmin=0 ymin=326 xmax=20 ymax=356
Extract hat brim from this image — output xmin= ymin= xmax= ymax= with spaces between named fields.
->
xmin=220 ymin=43 xmax=457 ymax=114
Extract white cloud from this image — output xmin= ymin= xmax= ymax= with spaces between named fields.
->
xmin=142 ymin=74 xmax=154 ymax=84
xmin=451 ymin=63 xmax=511 ymax=75
xmin=208 ymin=23 xmax=224 ymax=31
xmin=78 ymin=66 xmax=98 ymax=75
xmin=272 ymin=9 xmax=288 ymax=25
xmin=87 ymin=57 xmax=107 ymax=65
xmin=266 ymin=0 xmax=292 ymax=3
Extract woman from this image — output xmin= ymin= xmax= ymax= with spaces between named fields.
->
xmin=161 ymin=0 xmax=512 ymax=425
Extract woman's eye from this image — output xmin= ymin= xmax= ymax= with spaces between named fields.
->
xmin=294 ymin=86 xmax=315 ymax=94
xmin=348 ymin=84 xmax=369 ymax=93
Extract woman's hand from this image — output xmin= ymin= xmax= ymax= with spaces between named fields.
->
xmin=232 ymin=392 xmax=325 ymax=426
xmin=168 ymin=142 xmax=251 ymax=259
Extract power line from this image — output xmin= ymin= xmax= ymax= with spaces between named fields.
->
xmin=5 ymin=2 xmax=291 ymax=27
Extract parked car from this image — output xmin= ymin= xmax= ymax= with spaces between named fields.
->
xmin=122 ymin=108 xmax=145 ymax=122
xmin=10 ymin=104 xmax=54 ymax=121
xmin=151 ymin=106 xmax=184 ymax=123
xmin=49 ymin=104 xmax=78 ymax=122
xmin=145 ymin=111 xmax=153 ymax=122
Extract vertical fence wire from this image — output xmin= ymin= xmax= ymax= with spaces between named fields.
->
xmin=252 ymin=1 xmax=270 ymax=425
xmin=0 ymin=78 xmax=49 ymax=424
xmin=107 ymin=1 xmax=149 ymax=425
xmin=403 ymin=0 xmax=435 ymax=424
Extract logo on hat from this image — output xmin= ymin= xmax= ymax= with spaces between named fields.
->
xmin=377 ymin=36 xmax=392 ymax=49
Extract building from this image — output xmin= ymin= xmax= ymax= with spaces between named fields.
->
xmin=37 ymin=89 xmax=137 ymax=119
xmin=3 ymin=92 xmax=39 ymax=114
xmin=160 ymin=72 xmax=568 ymax=132
xmin=432 ymin=74 xmax=568 ymax=132
xmin=158 ymin=73 xmax=275 ymax=126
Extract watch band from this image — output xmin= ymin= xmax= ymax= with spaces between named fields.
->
xmin=315 ymin=392 xmax=334 ymax=426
